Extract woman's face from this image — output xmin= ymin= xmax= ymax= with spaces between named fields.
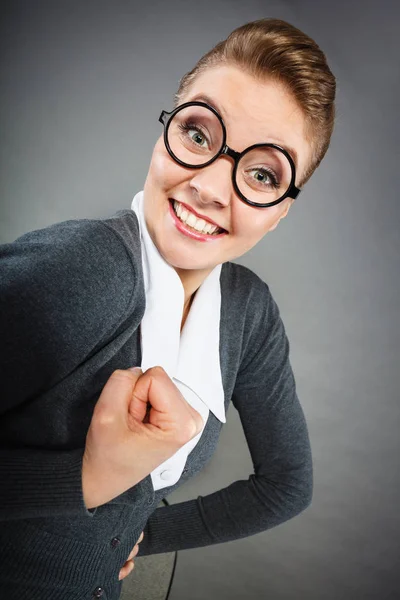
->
xmin=143 ymin=64 xmax=311 ymax=274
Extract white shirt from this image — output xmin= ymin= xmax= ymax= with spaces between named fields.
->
xmin=130 ymin=191 xmax=226 ymax=491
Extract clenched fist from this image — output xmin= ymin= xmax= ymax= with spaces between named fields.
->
xmin=82 ymin=366 xmax=204 ymax=510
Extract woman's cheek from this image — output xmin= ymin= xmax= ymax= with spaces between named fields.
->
xmin=150 ymin=149 xmax=181 ymax=190
xmin=251 ymin=208 xmax=279 ymax=238
xmin=232 ymin=209 xmax=271 ymax=252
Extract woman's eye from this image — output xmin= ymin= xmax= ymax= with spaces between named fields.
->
xmin=189 ymin=129 xmax=207 ymax=147
xmin=248 ymin=168 xmax=279 ymax=189
xmin=178 ymin=122 xmax=210 ymax=149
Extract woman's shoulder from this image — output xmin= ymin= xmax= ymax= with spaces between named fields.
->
xmin=18 ymin=208 xmax=139 ymax=251
xmin=93 ymin=208 xmax=141 ymax=258
xmin=4 ymin=208 xmax=142 ymax=278
xmin=222 ymin=263 xmax=292 ymax=393
xmin=221 ymin=260 xmax=273 ymax=308
xmin=1 ymin=208 xmax=143 ymax=334
xmin=1 ymin=209 xmax=144 ymax=406
xmin=220 ymin=261 xmax=283 ymax=348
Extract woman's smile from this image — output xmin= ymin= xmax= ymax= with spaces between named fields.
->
xmin=168 ymin=198 xmax=228 ymax=242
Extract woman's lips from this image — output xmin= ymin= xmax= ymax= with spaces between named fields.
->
xmin=174 ymin=199 xmax=227 ymax=231
xmin=168 ymin=199 xmax=228 ymax=242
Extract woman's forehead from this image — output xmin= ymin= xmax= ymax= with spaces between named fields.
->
xmin=182 ymin=65 xmax=309 ymax=172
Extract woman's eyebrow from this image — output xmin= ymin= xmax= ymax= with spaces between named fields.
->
xmin=190 ymin=93 xmax=226 ymax=117
xmin=188 ymin=93 xmax=299 ymax=170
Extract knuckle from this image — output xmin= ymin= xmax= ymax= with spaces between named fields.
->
xmin=178 ymin=421 xmax=198 ymax=445
xmin=92 ymin=404 xmax=115 ymax=427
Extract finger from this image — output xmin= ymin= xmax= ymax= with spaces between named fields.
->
xmin=129 ymin=372 xmax=182 ymax=427
xmin=128 ymin=371 xmax=152 ymax=423
xmin=146 ymin=371 xmax=201 ymax=439
xmin=138 ymin=531 xmax=144 ymax=543
xmin=133 ymin=367 xmax=176 ymax=418
xmin=128 ymin=367 xmax=143 ymax=376
xmin=127 ymin=544 xmax=140 ymax=561
xmin=119 ymin=560 xmax=134 ymax=580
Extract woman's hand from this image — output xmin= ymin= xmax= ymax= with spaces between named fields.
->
xmin=118 ymin=531 xmax=144 ymax=581
xmin=82 ymin=366 xmax=204 ymax=510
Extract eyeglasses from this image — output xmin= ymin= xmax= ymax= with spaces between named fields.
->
xmin=159 ymin=101 xmax=301 ymax=208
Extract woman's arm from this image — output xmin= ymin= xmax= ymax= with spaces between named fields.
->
xmin=0 ymin=216 xmax=136 ymax=520
xmin=138 ymin=281 xmax=313 ymax=555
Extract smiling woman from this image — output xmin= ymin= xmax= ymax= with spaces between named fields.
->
xmin=143 ymin=22 xmax=335 ymax=311
xmin=0 ymin=17 xmax=336 ymax=600
xmin=144 ymin=67 xmax=306 ymax=277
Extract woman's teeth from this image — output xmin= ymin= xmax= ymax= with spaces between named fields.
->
xmin=172 ymin=200 xmax=223 ymax=235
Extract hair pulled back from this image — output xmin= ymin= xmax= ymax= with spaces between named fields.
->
xmin=174 ymin=18 xmax=336 ymax=188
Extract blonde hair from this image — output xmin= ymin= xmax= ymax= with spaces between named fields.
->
xmin=173 ymin=18 xmax=336 ymax=189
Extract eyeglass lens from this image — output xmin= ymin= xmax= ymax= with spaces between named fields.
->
xmin=167 ymin=105 xmax=292 ymax=204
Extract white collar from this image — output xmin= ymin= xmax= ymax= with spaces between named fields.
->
xmin=130 ymin=190 xmax=226 ymax=423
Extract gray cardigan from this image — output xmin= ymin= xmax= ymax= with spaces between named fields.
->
xmin=0 ymin=209 xmax=313 ymax=600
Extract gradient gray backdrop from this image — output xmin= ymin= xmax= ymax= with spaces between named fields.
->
xmin=1 ymin=1 xmax=399 ymax=599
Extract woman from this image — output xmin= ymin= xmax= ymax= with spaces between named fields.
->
xmin=0 ymin=17 xmax=336 ymax=600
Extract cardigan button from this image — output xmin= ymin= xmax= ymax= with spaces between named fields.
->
xmin=92 ymin=587 xmax=104 ymax=598
xmin=110 ymin=537 xmax=121 ymax=548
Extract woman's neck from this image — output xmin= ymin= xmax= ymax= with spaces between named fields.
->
xmin=175 ymin=266 xmax=212 ymax=332
xmin=181 ymin=294 xmax=194 ymax=332
xmin=174 ymin=266 xmax=213 ymax=308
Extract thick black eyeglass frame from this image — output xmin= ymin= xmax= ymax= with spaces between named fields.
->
xmin=159 ymin=101 xmax=302 ymax=208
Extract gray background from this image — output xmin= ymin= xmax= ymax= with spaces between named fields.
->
xmin=1 ymin=1 xmax=399 ymax=599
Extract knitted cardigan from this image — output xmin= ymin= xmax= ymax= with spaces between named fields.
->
xmin=0 ymin=209 xmax=313 ymax=600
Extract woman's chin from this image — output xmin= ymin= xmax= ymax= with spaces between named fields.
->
xmin=160 ymin=249 xmax=214 ymax=272
xmin=146 ymin=200 xmax=226 ymax=272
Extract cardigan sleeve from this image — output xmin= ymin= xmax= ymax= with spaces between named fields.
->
xmin=138 ymin=280 xmax=313 ymax=556
xmin=0 ymin=218 xmax=136 ymax=520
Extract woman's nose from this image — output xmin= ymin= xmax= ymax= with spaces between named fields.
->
xmin=189 ymin=156 xmax=234 ymax=207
